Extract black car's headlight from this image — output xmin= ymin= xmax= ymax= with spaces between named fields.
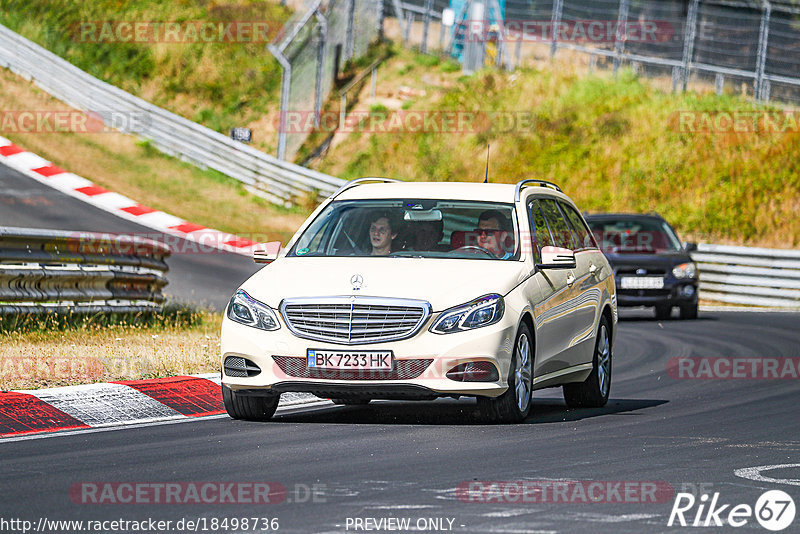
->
xmin=430 ymin=294 xmax=504 ymax=334
xmin=672 ymin=262 xmax=698 ymax=279
xmin=227 ymin=290 xmax=280 ymax=331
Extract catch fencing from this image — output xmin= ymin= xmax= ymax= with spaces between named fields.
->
xmin=0 ymin=227 xmax=170 ymax=314
xmin=693 ymin=243 xmax=800 ymax=308
xmin=269 ymin=0 xmax=384 ymax=161
xmin=0 ymin=24 xmax=344 ymax=204
xmin=394 ymin=0 xmax=800 ymax=105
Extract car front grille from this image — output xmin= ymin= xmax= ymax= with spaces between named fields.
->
xmin=272 ymin=356 xmax=433 ymax=380
xmin=279 ymin=296 xmax=431 ymax=345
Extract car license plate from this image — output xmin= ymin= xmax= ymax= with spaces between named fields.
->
xmin=306 ymin=350 xmax=393 ymax=370
xmin=620 ymin=276 xmax=664 ymax=290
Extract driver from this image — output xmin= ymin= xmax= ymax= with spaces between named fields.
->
xmin=476 ymin=210 xmax=513 ymax=259
xmin=368 ymin=211 xmax=398 ymax=256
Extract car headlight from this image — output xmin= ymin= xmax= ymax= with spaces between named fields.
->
xmin=227 ymin=290 xmax=280 ymax=331
xmin=672 ymin=262 xmax=698 ymax=279
xmin=430 ymin=294 xmax=504 ymax=334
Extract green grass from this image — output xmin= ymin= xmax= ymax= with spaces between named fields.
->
xmin=0 ymin=0 xmax=291 ymax=152
xmin=0 ymin=302 xmax=207 ymax=337
xmin=316 ymin=59 xmax=800 ymax=247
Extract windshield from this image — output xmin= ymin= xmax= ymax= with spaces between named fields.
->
xmin=289 ymin=199 xmax=520 ymax=260
xmin=587 ymin=218 xmax=682 ymax=254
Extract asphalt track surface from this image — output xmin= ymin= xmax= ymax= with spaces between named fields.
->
xmin=0 ymin=162 xmax=259 ymax=310
xmin=1 ymin=310 xmax=799 ymax=533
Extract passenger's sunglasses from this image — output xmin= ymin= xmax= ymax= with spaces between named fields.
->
xmin=473 ymin=228 xmax=501 ymax=236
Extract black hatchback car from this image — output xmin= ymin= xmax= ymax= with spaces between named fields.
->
xmin=584 ymin=213 xmax=698 ymax=320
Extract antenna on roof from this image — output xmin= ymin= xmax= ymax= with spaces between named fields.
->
xmin=483 ymin=144 xmax=490 ymax=183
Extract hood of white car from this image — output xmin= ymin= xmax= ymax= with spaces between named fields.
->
xmin=239 ymin=257 xmax=529 ymax=311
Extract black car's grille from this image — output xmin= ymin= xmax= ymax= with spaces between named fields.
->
xmin=272 ymin=356 xmax=433 ymax=381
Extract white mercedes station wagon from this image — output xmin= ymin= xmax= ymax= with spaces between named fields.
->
xmin=221 ymin=179 xmax=617 ymax=423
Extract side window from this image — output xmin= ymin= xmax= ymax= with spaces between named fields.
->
xmin=559 ymin=201 xmax=597 ymax=250
xmin=527 ymin=200 xmax=553 ymax=264
xmin=539 ymin=198 xmax=579 ymax=250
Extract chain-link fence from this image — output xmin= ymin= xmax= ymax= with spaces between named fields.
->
xmin=391 ymin=0 xmax=800 ymax=105
xmin=269 ymin=0 xmax=382 ymax=161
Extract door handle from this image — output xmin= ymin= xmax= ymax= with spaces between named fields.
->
xmin=566 ymin=273 xmax=576 ymax=287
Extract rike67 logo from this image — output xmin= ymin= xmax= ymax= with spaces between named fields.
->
xmin=668 ymin=490 xmax=796 ymax=531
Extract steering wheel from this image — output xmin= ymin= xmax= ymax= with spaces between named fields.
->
xmin=452 ymin=245 xmax=495 ymax=258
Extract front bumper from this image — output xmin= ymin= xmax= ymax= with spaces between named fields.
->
xmin=220 ymin=313 xmax=517 ymax=399
xmin=616 ymin=279 xmax=698 ymax=307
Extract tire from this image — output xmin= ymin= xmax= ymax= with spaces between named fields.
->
xmin=563 ymin=316 xmax=612 ymax=408
xmin=331 ymin=398 xmax=371 ymax=405
xmin=654 ymin=304 xmax=672 ymax=320
xmin=477 ymin=323 xmax=533 ymax=423
xmin=222 ymin=385 xmax=279 ymax=421
xmin=679 ymin=302 xmax=698 ymax=320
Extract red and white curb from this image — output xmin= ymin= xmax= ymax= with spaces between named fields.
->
xmin=0 ymin=136 xmax=260 ymax=256
xmin=0 ymin=374 xmax=319 ymax=438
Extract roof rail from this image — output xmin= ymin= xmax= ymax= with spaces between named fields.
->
xmin=514 ymin=179 xmax=562 ymax=201
xmin=331 ymin=177 xmax=403 ymax=199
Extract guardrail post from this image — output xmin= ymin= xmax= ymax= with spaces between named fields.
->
xmin=613 ymin=0 xmax=630 ymax=76
xmin=715 ymin=73 xmax=724 ymax=95
xmin=550 ymin=0 xmax=564 ymax=59
xmin=681 ymin=0 xmax=699 ymax=91
xmin=755 ymin=1 xmax=772 ymax=102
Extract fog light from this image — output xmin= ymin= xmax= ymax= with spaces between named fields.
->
xmin=681 ymin=285 xmax=696 ymax=298
xmin=446 ymin=361 xmax=499 ymax=382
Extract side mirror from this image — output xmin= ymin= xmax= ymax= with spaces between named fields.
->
xmin=683 ymin=242 xmax=698 ymax=253
xmin=253 ymin=241 xmax=283 ymax=264
xmin=537 ymin=246 xmax=576 ymax=270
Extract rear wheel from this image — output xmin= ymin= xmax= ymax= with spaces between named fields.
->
xmin=222 ymin=386 xmax=279 ymax=421
xmin=654 ymin=304 xmax=672 ymax=320
xmin=477 ymin=323 xmax=533 ymax=423
xmin=563 ymin=316 xmax=612 ymax=408
xmin=679 ymin=302 xmax=698 ymax=320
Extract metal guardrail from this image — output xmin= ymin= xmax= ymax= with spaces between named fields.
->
xmin=0 ymin=24 xmax=345 ymax=205
xmin=0 ymin=227 xmax=170 ymax=314
xmin=693 ymin=243 xmax=800 ymax=308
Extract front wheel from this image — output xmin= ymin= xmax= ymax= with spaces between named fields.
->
xmin=477 ymin=323 xmax=533 ymax=423
xmin=654 ymin=304 xmax=671 ymax=320
xmin=563 ymin=316 xmax=612 ymax=408
xmin=223 ymin=386 xmax=279 ymax=421
xmin=679 ymin=302 xmax=698 ymax=320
